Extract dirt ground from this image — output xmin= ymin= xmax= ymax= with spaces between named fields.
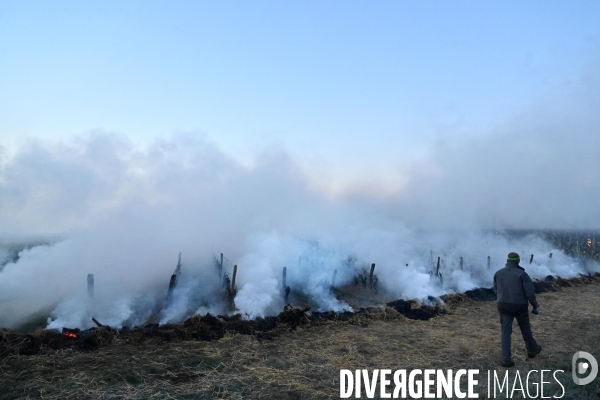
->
xmin=1 ymin=280 xmax=599 ymax=399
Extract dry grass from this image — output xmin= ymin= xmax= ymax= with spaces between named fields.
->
xmin=1 ymin=280 xmax=599 ymax=399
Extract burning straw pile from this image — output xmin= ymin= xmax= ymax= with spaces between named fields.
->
xmin=0 ymin=299 xmax=449 ymax=358
xmin=1 ymin=255 xmax=598 ymax=359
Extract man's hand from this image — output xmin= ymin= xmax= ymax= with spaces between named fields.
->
xmin=532 ymin=306 xmax=540 ymax=315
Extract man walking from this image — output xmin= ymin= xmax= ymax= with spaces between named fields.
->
xmin=493 ymin=252 xmax=542 ymax=367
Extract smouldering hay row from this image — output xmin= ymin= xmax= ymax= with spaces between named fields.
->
xmin=1 ymin=273 xmax=598 ymax=359
xmin=4 ymin=230 xmax=600 ymax=333
xmin=0 ymin=277 xmax=599 ymax=399
xmin=0 ymin=303 xmax=443 ymax=358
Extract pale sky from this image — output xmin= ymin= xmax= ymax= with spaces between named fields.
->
xmin=1 ymin=1 xmax=599 ymax=190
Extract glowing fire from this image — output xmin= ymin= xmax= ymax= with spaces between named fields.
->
xmin=587 ymin=238 xmax=592 ymax=247
xmin=61 ymin=328 xmax=80 ymax=339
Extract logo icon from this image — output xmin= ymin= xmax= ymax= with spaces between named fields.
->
xmin=572 ymin=351 xmax=598 ymax=385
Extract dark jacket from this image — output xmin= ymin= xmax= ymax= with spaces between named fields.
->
xmin=493 ymin=262 xmax=538 ymax=307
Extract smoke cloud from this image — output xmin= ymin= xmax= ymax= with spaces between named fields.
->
xmin=1 ymin=66 xmax=599 ymax=329
xmin=392 ymin=59 xmax=600 ymax=229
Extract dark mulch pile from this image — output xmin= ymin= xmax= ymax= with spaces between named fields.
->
xmin=440 ymin=272 xmax=600 ymax=306
xmin=533 ymin=281 xmax=555 ymax=293
xmin=463 ymin=287 xmax=497 ymax=301
xmin=311 ymin=310 xmax=352 ymax=322
xmin=455 ymin=277 xmax=561 ymax=302
xmin=401 ymin=308 xmax=435 ymax=320
xmin=386 ymin=299 xmax=411 ymax=313
xmin=385 ymin=299 xmax=445 ymax=321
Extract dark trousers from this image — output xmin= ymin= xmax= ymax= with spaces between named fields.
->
xmin=498 ymin=302 xmax=538 ymax=362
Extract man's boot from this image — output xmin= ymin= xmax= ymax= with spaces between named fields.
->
xmin=528 ymin=344 xmax=542 ymax=358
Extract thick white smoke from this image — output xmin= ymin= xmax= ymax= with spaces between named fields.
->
xmin=0 ymin=133 xmax=370 ymax=328
xmin=1 ymin=67 xmax=600 ymax=329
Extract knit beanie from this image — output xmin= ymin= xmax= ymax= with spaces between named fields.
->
xmin=507 ymin=252 xmax=520 ymax=262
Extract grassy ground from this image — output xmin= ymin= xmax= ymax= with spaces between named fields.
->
xmin=1 ymin=281 xmax=599 ymax=399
